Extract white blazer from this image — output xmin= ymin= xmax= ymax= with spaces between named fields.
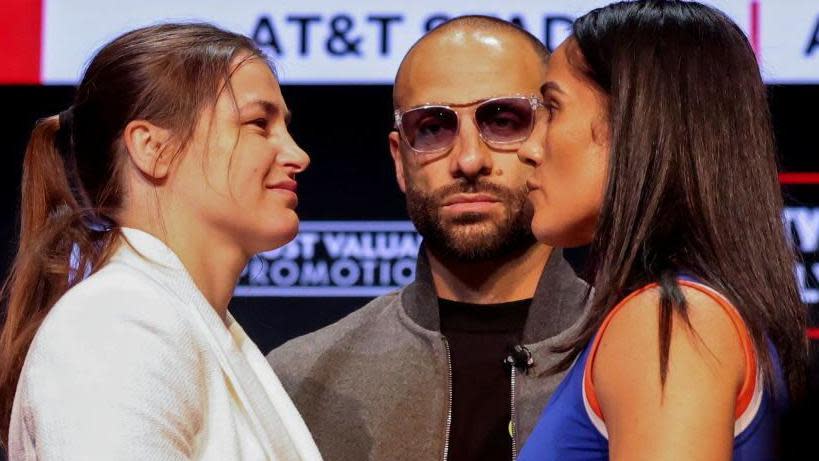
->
xmin=9 ymin=228 xmax=322 ymax=461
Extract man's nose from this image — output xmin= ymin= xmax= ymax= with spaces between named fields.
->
xmin=450 ymin=119 xmax=493 ymax=179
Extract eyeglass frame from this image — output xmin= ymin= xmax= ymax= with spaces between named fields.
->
xmin=392 ymin=95 xmax=546 ymax=154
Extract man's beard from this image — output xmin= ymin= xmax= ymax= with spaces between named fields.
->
xmin=405 ymin=179 xmax=537 ymax=262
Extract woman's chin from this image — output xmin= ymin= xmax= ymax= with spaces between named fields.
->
xmin=531 ymin=221 xmax=592 ymax=248
xmin=249 ymin=220 xmax=300 ymax=255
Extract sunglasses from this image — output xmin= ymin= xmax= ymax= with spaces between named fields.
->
xmin=394 ymin=95 xmax=545 ymax=154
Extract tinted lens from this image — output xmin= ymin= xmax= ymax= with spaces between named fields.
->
xmin=475 ymin=98 xmax=533 ymax=143
xmin=400 ymin=106 xmax=458 ymax=152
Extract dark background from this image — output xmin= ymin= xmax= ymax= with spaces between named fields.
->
xmin=1 ymin=84 xmax=818 ymax=457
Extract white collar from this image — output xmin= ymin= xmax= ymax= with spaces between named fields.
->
xmin=112 ymin=227 xmax=304 ymax=459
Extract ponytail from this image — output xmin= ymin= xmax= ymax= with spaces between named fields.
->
xmin=0 ymin=115 xmax=120 ymax=445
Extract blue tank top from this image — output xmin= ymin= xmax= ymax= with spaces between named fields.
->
xmin=518 ymin=281 xmax=787 ymax=461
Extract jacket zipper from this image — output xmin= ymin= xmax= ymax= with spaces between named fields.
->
xmin=510 ymin=366 xmax=518 ymax=460
xmin=507 ymin=344 xmax=532 ymax=461
xmin=442 ymin=337 xmax=453 ymax=461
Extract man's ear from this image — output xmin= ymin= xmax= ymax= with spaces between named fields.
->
xmin=122 ymin=119 xmax=174 ymax=180
xmin=388 ymin=130 xmax=407 ymax=193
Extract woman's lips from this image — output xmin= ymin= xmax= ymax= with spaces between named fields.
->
xmin=267 ymin=179 xmax=299 ymax=206
xmin=268 ymin=179 xmax=297 ymax=192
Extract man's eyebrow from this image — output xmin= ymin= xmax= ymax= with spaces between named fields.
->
xmin=404 ymin=94 xmax=539 ymax=110
xmin=240 ymin=99 xmax=292 ymax=123
xmin=542 ymin=81 xmax=566 ymax=95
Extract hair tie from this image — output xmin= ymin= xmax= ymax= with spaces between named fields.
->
xmin=56 ymin=106 xmax=75 ymax=160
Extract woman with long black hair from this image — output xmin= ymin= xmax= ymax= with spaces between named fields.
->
xmin=516 ymin=1 xmax=807 ymax=459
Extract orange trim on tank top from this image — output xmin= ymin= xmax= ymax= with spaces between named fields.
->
xmin=582 ymin=280 xmax=757 ymax=422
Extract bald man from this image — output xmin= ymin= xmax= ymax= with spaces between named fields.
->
xmin=268 ymin=16 xmax=589 ymax=461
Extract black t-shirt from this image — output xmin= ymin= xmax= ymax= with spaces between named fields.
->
xmin=438 ymin=297 xmax=532 ymax=461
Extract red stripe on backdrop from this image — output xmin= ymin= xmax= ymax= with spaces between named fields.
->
xmin=779 ymin=173 xmax=819 ymax=185
xmin=0 ymin=0 xmax=43 ymax=84
xmin=809 ymin=328 xmax=819 ymax=340
xmin=750 ymin=0 xmax=761 ymax=57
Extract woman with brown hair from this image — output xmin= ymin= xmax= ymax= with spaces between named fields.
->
xmin=516 ymin=1 xmax=807 ymax=459
xmin=0 ymin=23 xmax=321 ymax=459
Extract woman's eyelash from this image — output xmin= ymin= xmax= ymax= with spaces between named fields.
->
xmin=543 ymin=100 xmax=558 ymax=117
xmin=249 ymin=118 xmax=268 ymax=129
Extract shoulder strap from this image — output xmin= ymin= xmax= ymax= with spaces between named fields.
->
xmin=582 ymin=280 xmax=758 ymax=423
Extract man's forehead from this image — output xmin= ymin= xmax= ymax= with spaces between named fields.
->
xmin=394 ymin=30 xmax=546 ymax=109
xmin=395 ymin=64 xmax=545 ymax=109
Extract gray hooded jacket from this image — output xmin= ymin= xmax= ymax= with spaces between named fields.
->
xmin=267 ymin=248 xmax=589 ymax=461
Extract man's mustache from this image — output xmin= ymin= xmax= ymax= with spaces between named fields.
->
xmin=430 ymin=179 xmax=525 ymax=203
